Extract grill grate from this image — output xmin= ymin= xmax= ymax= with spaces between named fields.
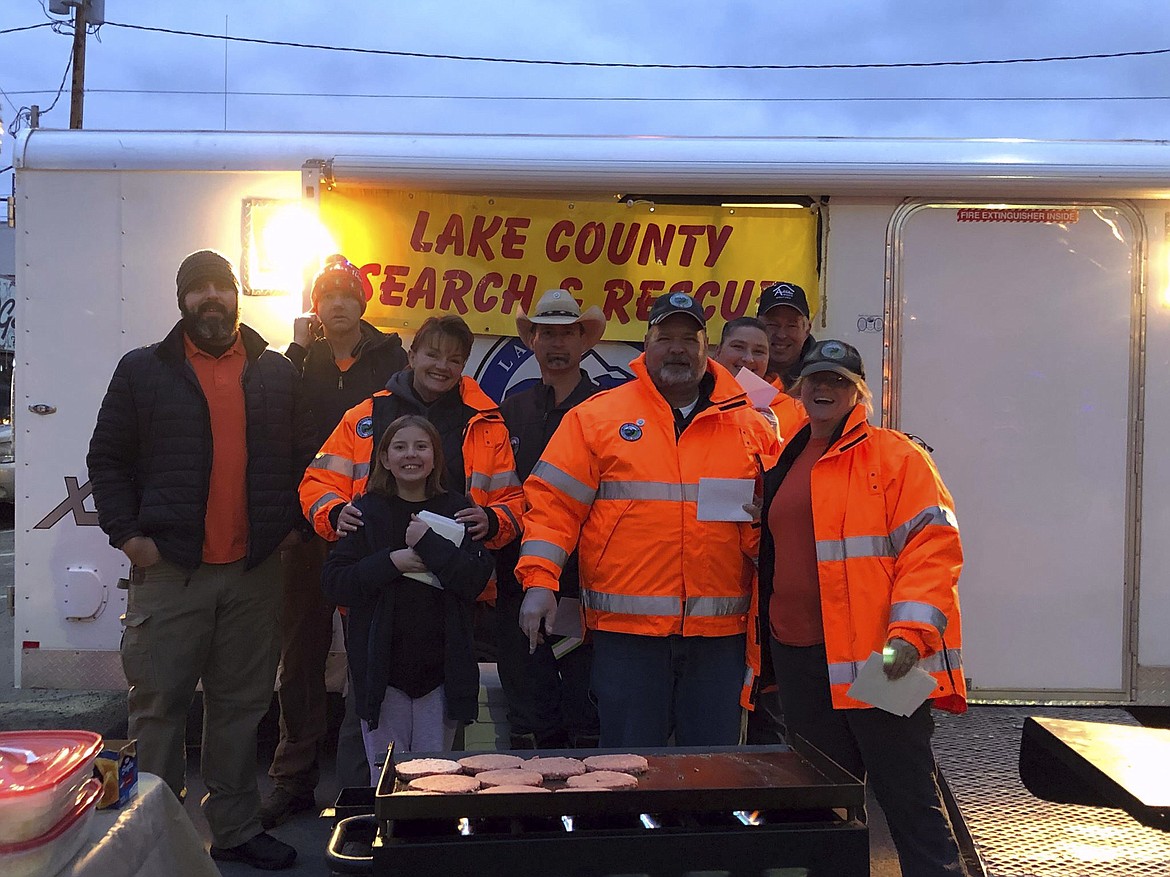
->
xmin=934 ymin=705 xmax=1170 ymax=876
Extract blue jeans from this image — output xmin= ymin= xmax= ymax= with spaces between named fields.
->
xmin=590 ymin=630 xmax=746 ymax=748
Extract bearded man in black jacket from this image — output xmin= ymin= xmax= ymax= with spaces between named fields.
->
xmin=87 ymin=249 xmax=313 ymax=871
xmin=495 ymin=289 xmax=607 ymax=749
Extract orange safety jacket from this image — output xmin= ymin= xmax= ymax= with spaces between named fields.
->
xmin=757 ymin=404 xmax=966 ymax=713
xmin=299 ymin=375 xmax=523 ymax=551
xmin=517 ymin=354 xmax=779 ymax=638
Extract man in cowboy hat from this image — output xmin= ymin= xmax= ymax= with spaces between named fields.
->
xmin=496 ymin=289 xmax=607 ymax=749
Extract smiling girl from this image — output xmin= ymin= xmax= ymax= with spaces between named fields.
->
xmin=322 ymin=415 xmax=493 ymax=781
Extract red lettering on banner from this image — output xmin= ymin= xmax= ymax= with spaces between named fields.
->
xmin=474 ymin=273 xmax=503 ymax=312
xmin=501 ymin=274 xmax=537 ymax=315
xmin=720 ymin=280 xmax=756 ymax=320
xmin=440 ymin=269 xmax=472 ymax=314
xmin=379 ymin=266 xmax=409 ymax=306
xmin=546 ymin=220 xmax=574 ymax=262
xmin=635 ymin=291 xmax=655 ymax=322
xmin=638 ymin=224 xmax=676 ymax=266
xmin=468 ymin=215 xmax=503 ymax=260
xmin=406 ymin=267 xmax=438 ymax=308
xmin=434 ymin=214 xmax=465 ymax=256
xmin=409 ymin=212 xmax=433 ymax=253
xmin=575 ymin=222 xmax=606 ymax=264
xmin=692 ymin=280 xmax=720 ymax=320
xmin=359 ymin=263 xmax=379 ymax=302
xmin=638 ymin=279 xmax=665 ymax=299
xmin=607 ymin=223 xmax=640 ymax=265
xmin=677 ymin=225 xmax=705 ymax=267
xmin=706 ymin=226 xmax=733 ymax=267
xmin=560 ymin=277 xmax=583 ymax=295
xmin=501 ymin=218 xmax=531 ymax=259
xmin=603 ymin=279 xmax=634 ymax=324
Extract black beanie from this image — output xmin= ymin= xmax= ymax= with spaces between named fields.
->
xmin=176 ymin=249 xmax=239 ymax=302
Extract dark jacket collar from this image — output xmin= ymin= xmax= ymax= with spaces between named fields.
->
xmin=307 ymin=319 xmax=395 ymax=361
xmin=155 ymin=320 xmax=269 ymax=368
xmin=535 ymin=370 xmax=599 ymax=412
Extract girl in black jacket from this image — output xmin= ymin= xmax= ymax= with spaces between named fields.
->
xmin=322 ymin=415 xmax=493 ymax=782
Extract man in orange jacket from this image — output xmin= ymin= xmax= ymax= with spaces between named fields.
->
xmin=300 ymin=315 xmax=523 ymax=551
xmin=518 ymin=293 xmax=779 ymax=747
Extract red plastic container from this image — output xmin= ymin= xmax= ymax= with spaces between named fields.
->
xmin=0 ymin=731 xmax=103 ymax=844
xmin=0 ymin=777 xmax=102 ymax=877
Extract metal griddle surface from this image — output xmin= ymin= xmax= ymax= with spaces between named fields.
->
xmin=375 ymin=744 xmax=863 ymax=821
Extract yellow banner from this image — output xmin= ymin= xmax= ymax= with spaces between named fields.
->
xmin=319 ymin=189 xmax=819 ymax=342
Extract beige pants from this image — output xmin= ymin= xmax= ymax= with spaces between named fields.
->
xmin=120 ymin=553 xmax=282 ymax=848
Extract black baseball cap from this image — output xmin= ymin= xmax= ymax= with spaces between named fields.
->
xmin=648 ymin=292 xmax=707 ymax=328
xmin=800 ymin=339 xmax=865 ymax=383
xmin=757 ymin=282 xmax=810 ymax=320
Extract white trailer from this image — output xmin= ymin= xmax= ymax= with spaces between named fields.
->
xmin=10 ymin=129 xmax=1170 ymax=705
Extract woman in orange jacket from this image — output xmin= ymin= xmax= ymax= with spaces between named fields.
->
xmin=759 ymin=339 xmax=968 ymax=877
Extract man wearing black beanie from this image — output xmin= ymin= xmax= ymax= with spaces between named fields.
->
xmin=87 ymin=248 xmax=313 ymax=871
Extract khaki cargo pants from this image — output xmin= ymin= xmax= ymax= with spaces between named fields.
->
xmin=120 ymin=553 xmax=281 ymax=849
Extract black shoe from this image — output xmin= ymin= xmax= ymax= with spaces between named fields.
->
xmin=259 ymin=788 xmax=316 ymax=830
xmin=210 ymin=832 xmax=297 ymax=871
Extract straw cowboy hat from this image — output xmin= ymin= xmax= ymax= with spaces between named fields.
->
xmin=516 ymin=289 xmax=607 ymax=350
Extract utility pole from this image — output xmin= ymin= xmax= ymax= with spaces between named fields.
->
xmin=50 ymin=0 xmax=104 ymax=128
xmin=69 ymin=1 xmax=87 ymax=129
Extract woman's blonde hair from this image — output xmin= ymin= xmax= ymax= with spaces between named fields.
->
xmin=366 ymin=415 xmax=447 ymax=498
xmin=790 ymin=375 xmax=874 ymax=416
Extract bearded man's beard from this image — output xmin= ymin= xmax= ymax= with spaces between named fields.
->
xmin=182 ymin=300 xmax=239 ymax=345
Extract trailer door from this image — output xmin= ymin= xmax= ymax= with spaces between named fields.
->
xmin=891 ymin=203 xmax=1140 ymax=700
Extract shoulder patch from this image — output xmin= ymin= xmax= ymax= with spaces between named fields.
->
xmin=619 ymin=422 xmax=643 ymax=442
xmin=356 ymin=416 xmax=375 ymax=439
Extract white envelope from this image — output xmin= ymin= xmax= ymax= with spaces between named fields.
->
xmin=845 ymin=651 xmax=938 ymax=717
xmin=403 ymin=510 xmax=465 ymax=588
xmin=696 ymin=477 xmax=754 ymax=522
xmin=735 ymin=366 xmax=780 ymax=409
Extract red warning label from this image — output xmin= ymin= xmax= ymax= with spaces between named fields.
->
xmin=957 ymin=208 xmax=1079 ymax=223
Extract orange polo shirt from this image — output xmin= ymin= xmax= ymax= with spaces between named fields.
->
xmin=185 ymin=333 xmax=249 ymax=564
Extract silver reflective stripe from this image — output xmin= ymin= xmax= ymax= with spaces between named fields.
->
xmin=353 ymin=462 xmax=370 ymax=481
xmin=309 ymin=454 xmax=355 ymax=477
xmin=496 ymin=504 xmax=521 ymax=536
xmin=686 ymin=595 xmax=751 ymax=617
xmin=469 ymin=470 xmax=522 ymax=493
xmin=890 ymin=505 xmax=959 ymax=554
xmin=743 ymin=667 xmax=755 ymax=687
xmin=581 ymin=588 xmax=682 ymax=616
xmin=531 ymin=461 xmax=596 ymax=506
xmin=827 ymin=648 xmax=963 ymax=686
xmin=596 ymin=481 xmax=699 ymax=502
xmin=521 ymin=539 xmax=569 ymax=568
xmin=308 ymin=492 xmax=345 ymax=520
xmin=816 ymin=535 xmax=895 ymax=562
xmin=890 ymin=600 xmax=948 ymax=636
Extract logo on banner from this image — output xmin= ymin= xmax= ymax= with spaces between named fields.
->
xmin=473 ymin=337 xmax=641 ymax=404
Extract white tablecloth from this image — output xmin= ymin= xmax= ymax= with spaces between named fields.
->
xmin=64 ymin=773 xmax=218 ymax=877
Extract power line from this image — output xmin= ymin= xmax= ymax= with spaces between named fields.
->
xmin=0 ymin=22 xmax=54 ymax=36
xmin=6 ymin=88 xmax=1170 ymax=104
xmin=101 ymin=20 xmax=1170 ymax=70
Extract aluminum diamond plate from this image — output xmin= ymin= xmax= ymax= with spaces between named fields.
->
xmin=935 ymin=706 xmax=1170 ymax=876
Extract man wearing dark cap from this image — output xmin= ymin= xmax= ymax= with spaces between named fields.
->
xmin=87 ymin=249 xmax=312 ymax=870
xmin=517 ymin=292 xmax=778 ymax=747
xmin=757 ymin=281 xmax=816 ymax=391
xmin=261 ymin=254 xmax=407 ymax=825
